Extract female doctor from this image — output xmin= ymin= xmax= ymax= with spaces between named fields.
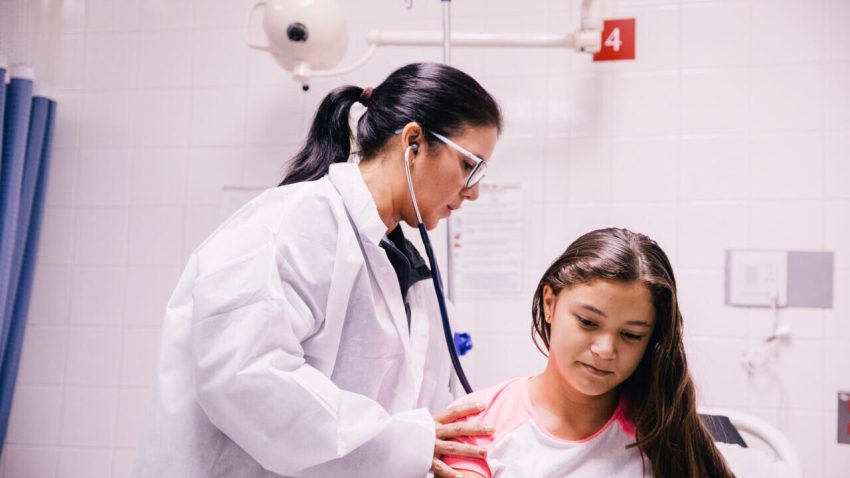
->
xmin=133 ymin=62 xmax=502 ymax=478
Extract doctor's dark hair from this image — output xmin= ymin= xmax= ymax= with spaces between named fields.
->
xmin=280 ymin=62 xmax=502 ymax=185
xmin=530 ymin=228 xmax=735 ymax=478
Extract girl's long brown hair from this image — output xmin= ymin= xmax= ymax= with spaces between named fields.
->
xmin=531 ymin=228 xmax=735 ymax=478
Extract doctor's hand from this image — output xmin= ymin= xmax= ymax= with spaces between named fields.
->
xmin=431 ymin=402 xmax=493 ymax=478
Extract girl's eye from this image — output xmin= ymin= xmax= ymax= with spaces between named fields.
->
xmin=576 ymin=316 xmax=596 ymax=328
xmin=621 ymin=332 xmax=643 ymax=341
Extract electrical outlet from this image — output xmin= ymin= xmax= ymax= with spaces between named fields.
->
xmin=727 ymin=250 xmax=788 ymax=307
xmin=839 ymin=391 xmax=850 ymax=445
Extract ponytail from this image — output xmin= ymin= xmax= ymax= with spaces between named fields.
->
xmin=280 ymin=85 xmax=363 ymax=185
xmin=281 ymin=63 xmax=502 ymax=186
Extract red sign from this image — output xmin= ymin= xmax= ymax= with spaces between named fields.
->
xmin=593 ymin=18 xmax=636 ymax=62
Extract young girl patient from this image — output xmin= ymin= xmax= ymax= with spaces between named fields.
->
xmin=444 ymin=228 xmax=735 ymax=478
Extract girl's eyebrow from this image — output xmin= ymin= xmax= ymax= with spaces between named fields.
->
xmin=577 ymin=303 xmax=606 ymax=317
xmin=577 ymin=303 xmax=653 ymax=328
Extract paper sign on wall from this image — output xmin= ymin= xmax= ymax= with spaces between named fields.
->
xmin=593 ymin=18 xmax=636 ymax=62
xmin=449 ymin=183 xmax=523 ymax=297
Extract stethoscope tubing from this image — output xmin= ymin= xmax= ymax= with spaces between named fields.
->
xmin=404 ymin=145 xmax=473 ymax=394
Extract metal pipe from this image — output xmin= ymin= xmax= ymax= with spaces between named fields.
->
xmin=441 ymin=0 xmax=451 ymax=64
xmin=367 ymin=30 xmax=578 ymax=48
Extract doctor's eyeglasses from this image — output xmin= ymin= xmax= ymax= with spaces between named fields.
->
xmin=428 ymin=130 xmax=487 ymax=189
xmin=395 ymin=128 xmax=488 ymax=189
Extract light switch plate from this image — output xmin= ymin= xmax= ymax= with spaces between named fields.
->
xmin=727 ymin=250 xmax=788 ymax=307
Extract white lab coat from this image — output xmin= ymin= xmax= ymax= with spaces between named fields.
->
xmin=133 ymin=163 xmax=455 ymax=478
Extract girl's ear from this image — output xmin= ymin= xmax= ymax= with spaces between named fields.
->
xmin=542 ymin=285 xmax=556 ymax=323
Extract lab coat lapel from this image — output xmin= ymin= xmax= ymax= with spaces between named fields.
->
xmin=327 ymin=165 xmax=416 ymax=373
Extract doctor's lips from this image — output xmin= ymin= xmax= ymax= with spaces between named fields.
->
xmin=579 ymin=362 xmax=613 ymax=376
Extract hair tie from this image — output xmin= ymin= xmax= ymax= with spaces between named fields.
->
xmin=359 ymin=87 xmax=374 ymax=106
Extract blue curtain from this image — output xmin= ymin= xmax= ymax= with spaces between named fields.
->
xmin=0 ymin=68 xmax=57 ymax=453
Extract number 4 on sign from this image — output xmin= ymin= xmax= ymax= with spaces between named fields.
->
xmin=593 ymin=18 xmax=635 ymax=61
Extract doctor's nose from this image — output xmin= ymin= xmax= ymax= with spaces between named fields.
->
xmin=590 ymin=336 xmax=616 ymax=360
xmin=462 ymin=182 xmax=480 ymax=201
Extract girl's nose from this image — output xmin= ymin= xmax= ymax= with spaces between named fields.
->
xmin=590 ymin=335 xmax=616 ymax=360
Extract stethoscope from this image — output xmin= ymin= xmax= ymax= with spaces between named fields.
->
xmin=403 ymin=142 xmax=473 ymax=394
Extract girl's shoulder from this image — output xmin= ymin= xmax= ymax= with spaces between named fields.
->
xmin=450 ymin=377 xmax=534 ymax=434
xmin=611 ymin=395 xmax=637 ymax=439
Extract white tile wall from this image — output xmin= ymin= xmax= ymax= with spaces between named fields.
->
xmin=182 ymin=205 xmax=221 ymax=259
xmin=680 ymin=69 xmax=749 ymax=134
xmin=52 ymin=93 xmax=81 ymax=149
xmin=750 ymin=65 xmax=822 ymax=132
xmin=192 ymin=0 xmax=253 ymax=29
xmin=678 ymin=202 xmax=749 ymax=268
xmin=610 ymin=71 xmax=680 ymax=136
xmin=137 ymin=31 xmax=192 ymax=89
xmin=44 ymin=149 xmax=78 ymax=207
xmin=750 ymin=0 xmax=822 ymax=66
xmin=37 ymin=208 xmax=75 ymax=265
xmin=17 ymin=326 xmax=68 ymax=385
xmin=64 ymin=327 xmax=123 ymax=386
xmin=119 ymin=328 xmax=160 ymax=387
xmin=7 ymin=386 xmax=63 ymax=445
xmin=69 ymin=267 xmax=124 ymax=325
xmin=825 ymin=270 xmax=850 ymax=337
xmin=27 ymin=265 xmax=71 ymax=325
xmin=59 ymin=0 xmax=86 ymax=34
xmin=131 ymin=148 xmax=188 ymax=205
xmin=824 ymin=201 xmax=850 ymax=269
xmin=190 ymin=88 xmax=246 ymax=146
xmin=111 ymin=450 xmax=136 ymax=478
xmin=138 ymin=0 xmax=193 ymax=31
xmin=76 ymin=149 xmax=132 ymax=206
xmin=122 ymin=267 xmax=180 ymax=326
xmin=679 ymin=136 xmax=749 ymax=201
xmin=750 ymin=133 xmax=823 ymax=200
xmin=126 ymin=207 xmax=184 ymax=266
xmin=191 ymin=29 xmax=248 ymax=87
xmin=610 ymin=138 xmax=678 ymax=202
xmin=85 ymin=0 xmax=140 ymax=32
xmin=185 ymin=148 xmax=244 ymax=205
xmin=60 ymin=388 xmax=118 ymax=447
xmin=8 ymin=0 xmax=850 ymax=476
xmin=823 ymin=63 xmax=850 ymax=130
xmin=57 ymin=448 xmax=113 ymax=478
xmin=72 ymin=209 xmax=128 ymax=265
xmin=55 ymin=34 xmax=86 ymax=93
xmin=4 ymin=446 xmax=58 ymax=478
xmin=242 ymin=146 xmax=293 ymax=187
xmin=79 ymin=92 xmax=135 ymax=148
xmin=115 ymin=389 xmax=151 ymax=448
xmin=133 ymin=90 xmax=192 ymax=147
xmin=681 ymin=2 xmax=750 ymax=68
xmin=823 ymin=0 xmax=850 ymax=62
xmin=84 ymin=34 xmax=139 ymax=90
xmin=824 ymin=133 xmax=850 ymax=199
xmin=749 ymin=201 xmax=824 ymax=250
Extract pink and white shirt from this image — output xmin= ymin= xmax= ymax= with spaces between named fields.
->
xmin=444 ymin=377 xmax=649 ymax=478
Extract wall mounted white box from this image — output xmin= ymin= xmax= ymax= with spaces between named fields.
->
xmin=727 ymin=250 xmax=788 ymax=307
